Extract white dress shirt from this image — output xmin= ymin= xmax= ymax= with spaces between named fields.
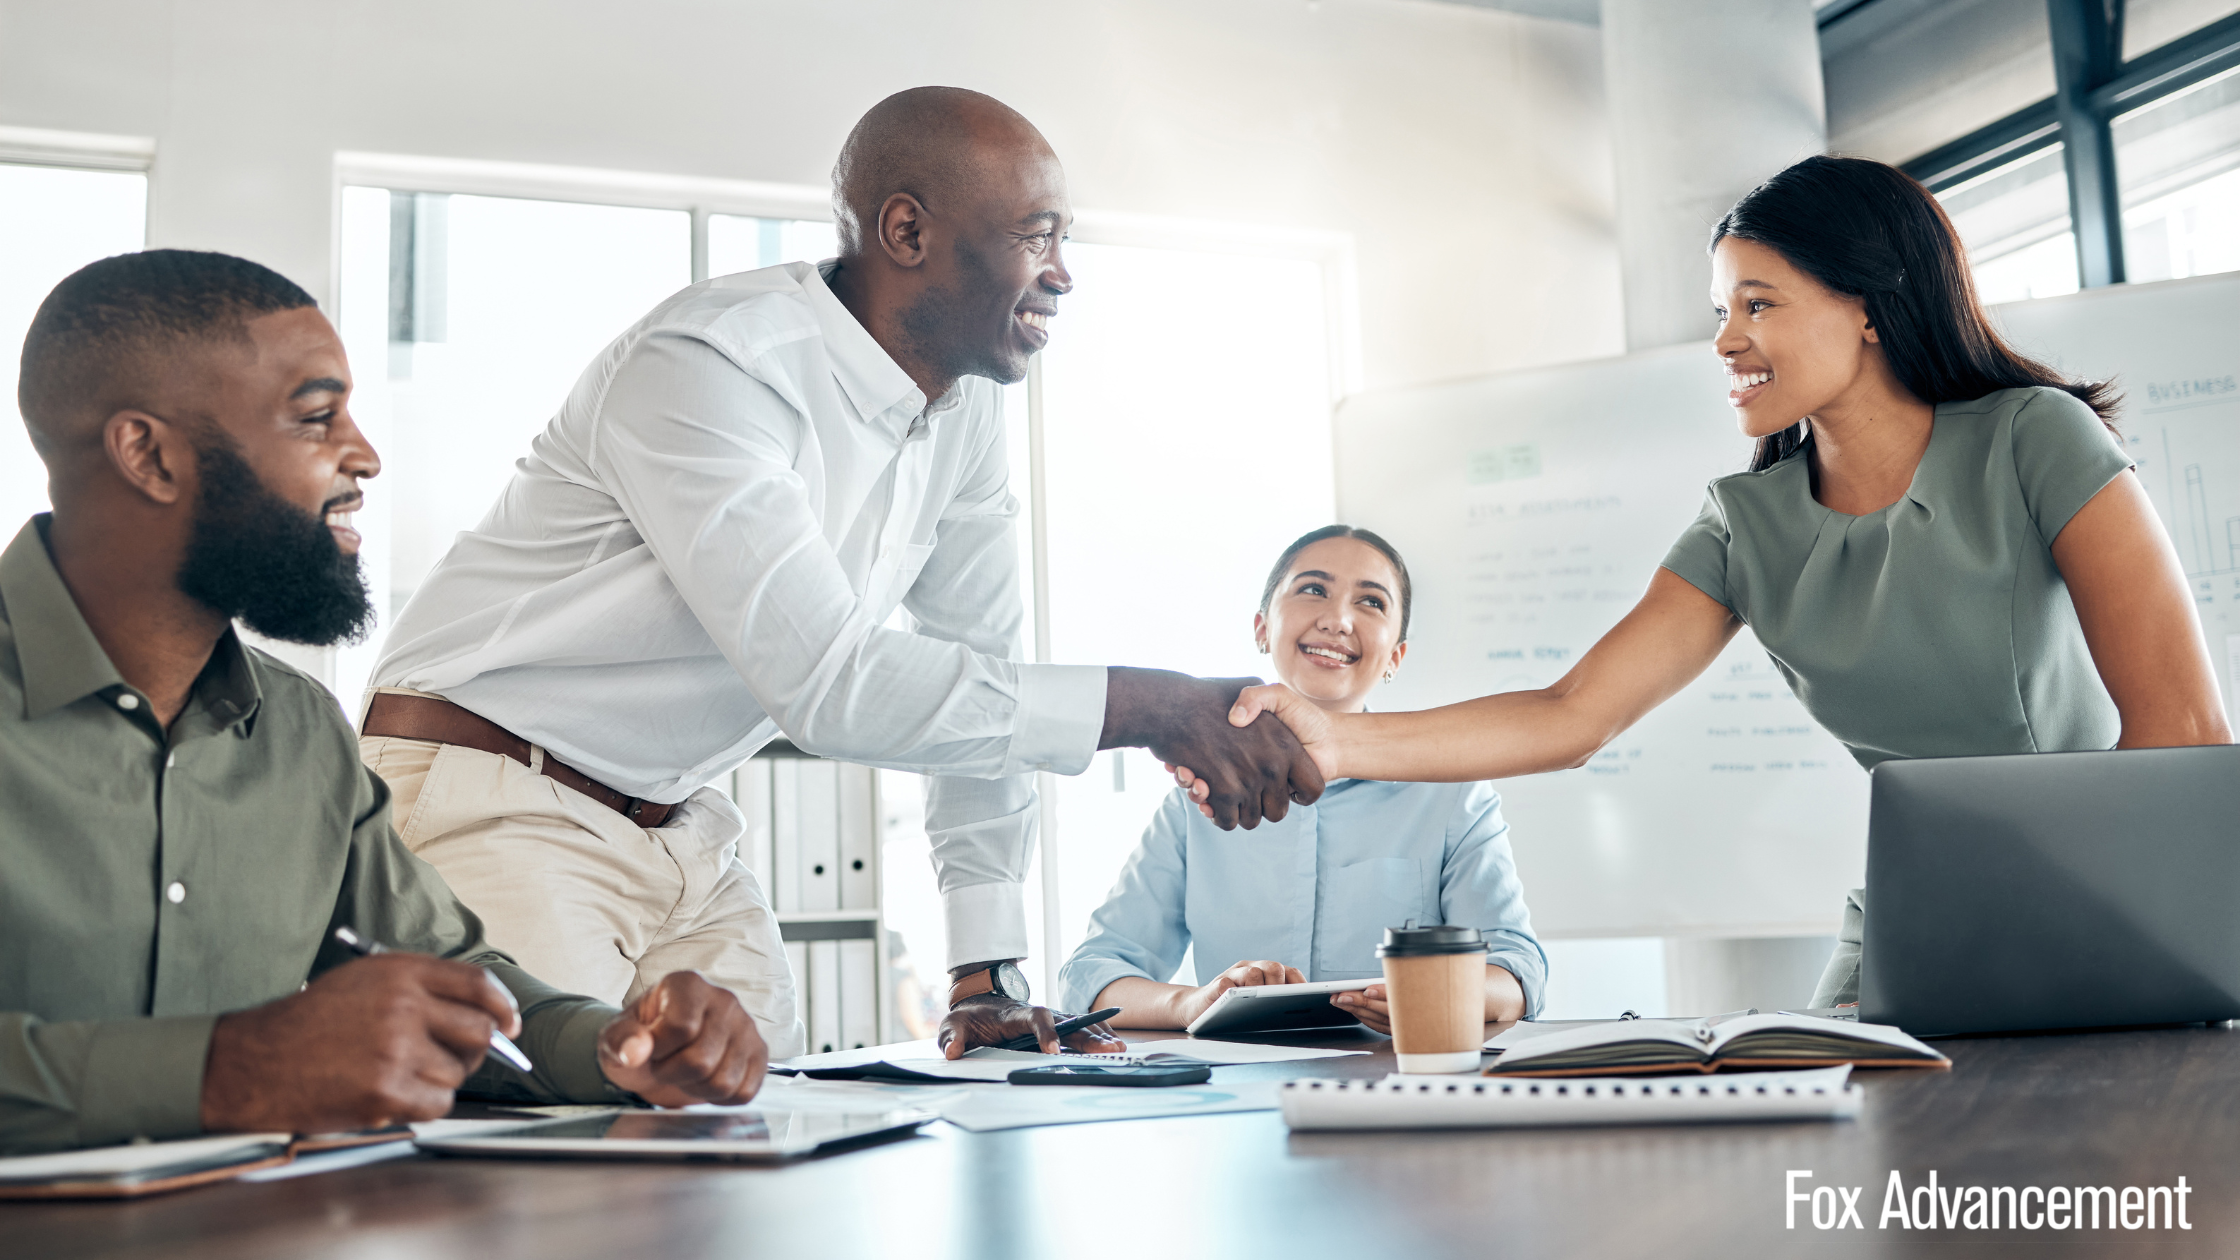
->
xmin=373 ymin=260 xmax=1106 ymax=969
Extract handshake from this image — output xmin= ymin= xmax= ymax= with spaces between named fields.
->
xmin=1100 ymin=668 xmax=1331 ymax=830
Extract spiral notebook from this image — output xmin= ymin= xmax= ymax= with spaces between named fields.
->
xmin=1279 ymin=1065 xmax=1862 ymax=1130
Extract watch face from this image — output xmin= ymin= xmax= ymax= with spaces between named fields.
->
xmin=992 ymin=961 xmax=1032 ymax=1002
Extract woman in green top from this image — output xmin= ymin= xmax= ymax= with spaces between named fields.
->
xmin=1185 ymin=156 xmax=2232 ymax=1005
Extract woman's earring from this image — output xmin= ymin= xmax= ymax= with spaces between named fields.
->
xmin=1382 ymin=669 xmax=1395 ymax=682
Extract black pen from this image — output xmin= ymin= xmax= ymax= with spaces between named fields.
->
xmin=995 ymin=1007 xmax=1124 ymax=1053
xmin=334 ymin=926 xmax=535 ymax=1073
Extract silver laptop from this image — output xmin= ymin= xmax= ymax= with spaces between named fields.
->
xmin=1859 ymin=745 xmax=2240 ymax=1037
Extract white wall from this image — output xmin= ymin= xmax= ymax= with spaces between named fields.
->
xmin=0 ymin=0 xmax=1622 ymax=394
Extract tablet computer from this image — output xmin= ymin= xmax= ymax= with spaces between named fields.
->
xmin=416 ymin=1107 xmax=936 ymax=1163
xmin=1184 ymin=978 xmax=1375 ymax=1037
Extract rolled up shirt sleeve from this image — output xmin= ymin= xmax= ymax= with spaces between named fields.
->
xmin=1440 ymin=783 xmax=1550 ymax=1020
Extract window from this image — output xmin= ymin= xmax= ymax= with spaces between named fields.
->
xmin=334 ymin=188 xmax=692 ymax=710
xmin=1902 ymin=6 xmax=2240 ymax=292
xmin=2118 ymin=65 xmax=2240 ymax=281
xmin=707 ymin=215 xmax=838 ymax=277
xmin=1035 ymin=242 xmax=1338 ymax=989
xmin=0 ymin=163 xmax=147 ymax=532
xmin=1939 ymin=145 xmax=2081 ymax=302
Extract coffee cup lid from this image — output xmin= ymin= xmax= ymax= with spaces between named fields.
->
xmin=1376 ymin=921 xmax=1487 ymax=957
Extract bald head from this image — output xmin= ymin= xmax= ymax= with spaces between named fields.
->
xmin=831 ymin=87 xmax=1057 ymax=258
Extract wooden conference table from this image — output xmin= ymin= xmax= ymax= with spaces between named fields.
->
xmin=12 ymin=1021 xmax=2240 ymax=1260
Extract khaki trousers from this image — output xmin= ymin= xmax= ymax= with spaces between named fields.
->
xmin=360 ymin=732 xmax=804 ymax=1060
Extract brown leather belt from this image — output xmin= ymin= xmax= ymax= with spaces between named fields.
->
xmin=362 ymin=692 xmax=680 ymax=829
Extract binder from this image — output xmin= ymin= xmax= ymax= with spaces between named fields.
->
xmin=735 ymin=759 xmax=774 ymax=894
xmin=785 ymin=938 xmax=810 ymax=1042
xmin=840 ymin=937 xmax=879 ymax=1049
xmin=837 ymin=763 xmax=877 ymax=909
xmin=797 ymin=761 xmax=841 ymax=913
xmin=771 ymin=759 xmax=800 ymax=913
xmin=808 ymin=939 xmax=842 ymax=1055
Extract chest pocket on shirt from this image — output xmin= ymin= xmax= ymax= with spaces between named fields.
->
xmin=1315 ymin=857 xmax=1430 ymax=977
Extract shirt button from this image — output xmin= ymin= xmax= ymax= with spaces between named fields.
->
xmin=116 ymin=693 xmax=140 ymax=711
xmin=165 ymin=881 xmax=187 ymax=905
xmin=165 ymin=752 xmax=177 ymax=769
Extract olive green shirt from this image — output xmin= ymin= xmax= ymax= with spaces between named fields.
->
xmin=0 ymin=516 xmax=625 ymax=1154
xmin=1661 ymin=387 xmax=2134 ymax=769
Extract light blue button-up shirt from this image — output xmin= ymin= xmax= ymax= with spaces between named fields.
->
xmin=1058 ymin=777 xmax=1547 ymax=1019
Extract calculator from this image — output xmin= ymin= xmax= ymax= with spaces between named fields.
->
xmin=1005 ymin=1064 xmax=1214 ymax=1087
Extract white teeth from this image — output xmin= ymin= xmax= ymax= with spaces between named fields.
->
xmin=326 ymin=510 xmax=353 ymax=527
xmin=1019 ymin=311 xmax=1048 ymax=329
xmin=1728 ymin=370 xmax=1771 ymax=389
xmin=1302 ymin=646 xmax=1354 ymax=663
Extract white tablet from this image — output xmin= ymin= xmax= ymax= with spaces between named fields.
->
xmin=415 ymin=1107 xmax=936 ymax=1163
xmin=1184 ymin=978 xmax=1376 ymax=1037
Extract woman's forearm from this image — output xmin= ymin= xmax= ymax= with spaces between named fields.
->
xmin=1093 ymin=976 xmax=1192 ymax=1029
xmin=1333 ymin=689 xmax=1612 ymax=783
xmin=1320 ymin=570 xmax=1742 ymax=783
xmin=1484 ymin=964 xmax=1526 ymax=1024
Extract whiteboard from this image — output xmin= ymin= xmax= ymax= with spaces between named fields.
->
xmin=1332 ymin=270 xmax=2240 ymax=940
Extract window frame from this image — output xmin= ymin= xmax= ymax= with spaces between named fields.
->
xmin=1871 ymin=5 xmax=2240 ymax=288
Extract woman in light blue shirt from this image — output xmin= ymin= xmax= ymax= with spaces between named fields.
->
xmin=1058 ymin=526 xmax=1546 ymax=1031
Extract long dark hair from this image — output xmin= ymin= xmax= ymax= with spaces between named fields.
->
xmin=1710 ymin=155 xmax=2119 ymax=472
xmin=1259 ymin=524 xmax=1414 ymax=643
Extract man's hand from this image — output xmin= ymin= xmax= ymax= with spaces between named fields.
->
xmin=1103 ymin=668 xmax=1323 ymax=830
xmin=201 ymin=954 xmax=520 ymax=1134
xmin=1171 ymin=683 xmax=1340 ymax=820
xmin=1331 ymin=984 xmax=1392 ymax=1035
xmin=1166 ymin=959 xmax=1304 ymax=1028
xmin=938 ymin=995 xmax=1126 ymax=1059
xmin=598 ymin=971 xmax=768 ymax=1106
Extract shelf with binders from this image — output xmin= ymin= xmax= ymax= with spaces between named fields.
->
xmin=711 ymin=740 xmax=889 ymax=1055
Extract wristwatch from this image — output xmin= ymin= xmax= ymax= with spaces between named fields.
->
xmin=948 ymin=959 xmax=1031 ymax=1006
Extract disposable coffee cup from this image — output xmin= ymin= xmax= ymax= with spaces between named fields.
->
xmin=1377 ymin=922 xmax=1488 ymax=1074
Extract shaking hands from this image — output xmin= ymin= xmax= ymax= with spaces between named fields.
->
xmin=1103 ymin=669 xmax=1325 ymax=829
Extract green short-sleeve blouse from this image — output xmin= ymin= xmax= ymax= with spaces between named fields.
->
xmin=1661 ymin=386 xmax=2134 ymax=769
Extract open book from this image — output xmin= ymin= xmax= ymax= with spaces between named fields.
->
xmin=1485 ymin=1012 xmax=1949 ymax=1076
xmin=0 ymin=1128 xmax=409 ymax=1200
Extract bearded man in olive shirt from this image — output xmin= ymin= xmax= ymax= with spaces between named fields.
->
xmin=0 ymin=249 xmax=768 ymax=1154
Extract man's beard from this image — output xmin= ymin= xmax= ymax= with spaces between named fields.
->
xmin=176 ymin=437 xmax=375 ymax=647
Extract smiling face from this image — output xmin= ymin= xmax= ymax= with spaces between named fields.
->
xmin=171 ymin=305 xmax=384 ymax=645
xmin=1254 ymin=536 xmax=1409 ymax=715
xmin=199 ymin=306 xmax=378 ymax=554
xmin=1710 ymin=237 xmax=1888 ymax=439
xmin=900 ymin=145 xmax=1073 ymax=387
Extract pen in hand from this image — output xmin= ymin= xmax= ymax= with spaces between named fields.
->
xmin=333 ymin=925 xmax=536 ymax=1073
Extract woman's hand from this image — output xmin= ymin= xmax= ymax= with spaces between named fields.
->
xmin=1165 ymin=959 xmax=1304 ymax=1027
xmin=1332 ymin=983 xmax=1391 ymax=1035
xmin=1169 ymin=684 xmax=1336 ymax=816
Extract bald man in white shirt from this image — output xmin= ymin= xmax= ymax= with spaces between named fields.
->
xmin=361 ymin=87 xmax=1322 ymax=1059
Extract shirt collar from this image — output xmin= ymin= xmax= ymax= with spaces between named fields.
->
xmin=0 ymin=514 xmax=262 ymax=728
xmin=804 ymin=259 xmax=951 ymax=433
